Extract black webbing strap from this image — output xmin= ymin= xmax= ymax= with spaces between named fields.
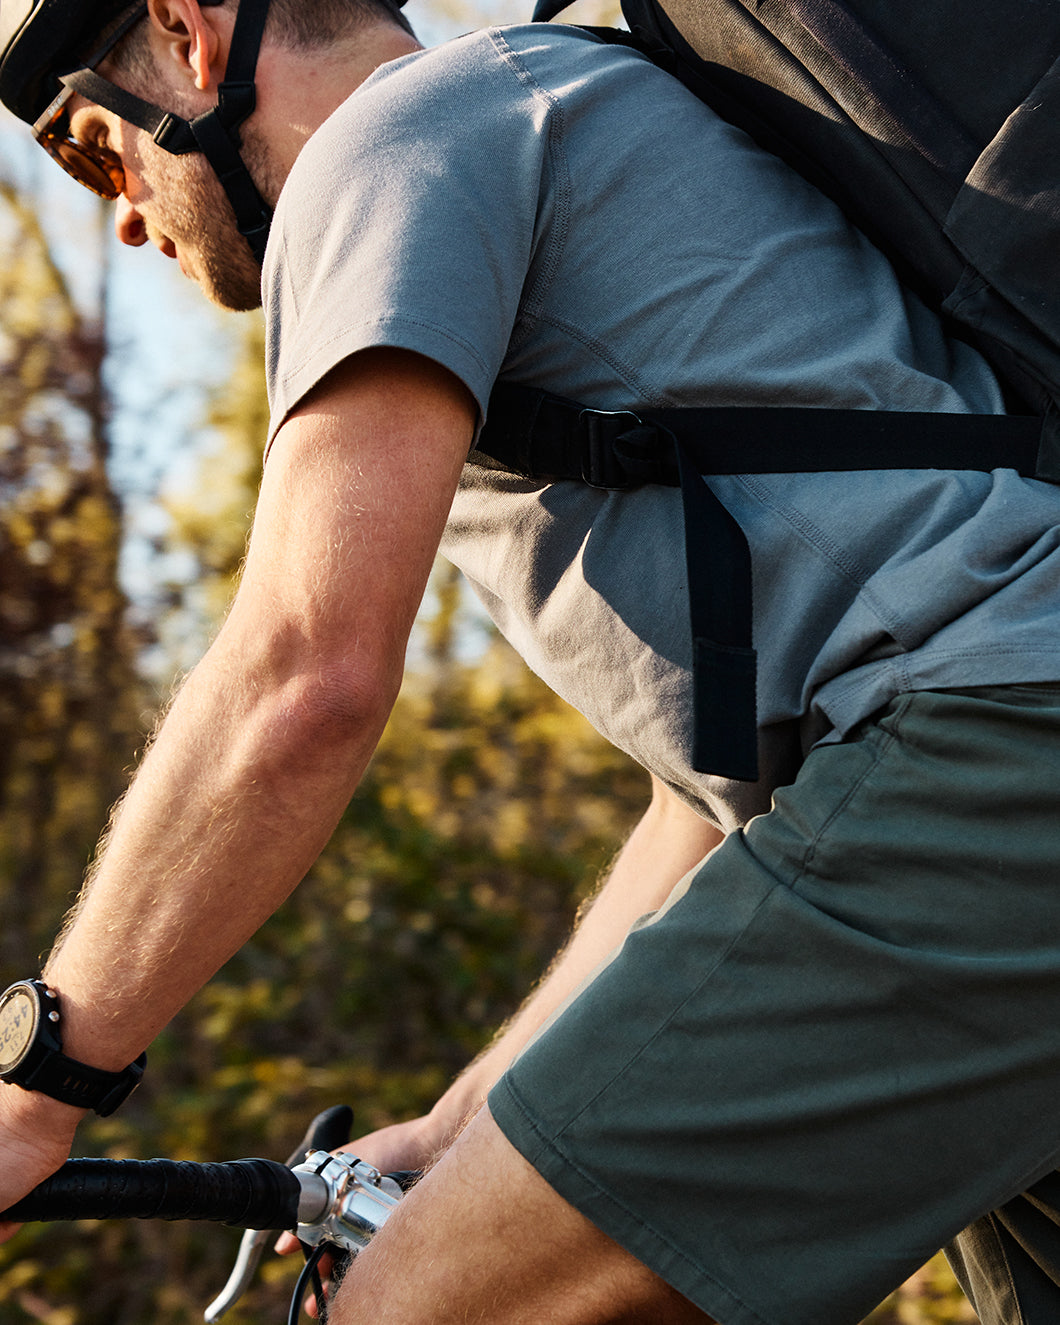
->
xmin=61 ymin=67 xmax=169 ymax=134
xmin=479 ymin=382 xmax=1049 ymax=481
xmin=675 ymin=439 xmax=759 ymax=779
xmin=176 ymin=0 xmax=272 ymax=264
xmin=474 ymin=383 xmax=1049 ymax=780
xmin=182 ymin=106 xmax=272 ymax=262
xmin=533 ymin=0 xmax=574 ymax=19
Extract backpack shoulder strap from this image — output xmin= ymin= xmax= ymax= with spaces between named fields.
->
xmin=478 ymin=384 xmax=1052 ymax=484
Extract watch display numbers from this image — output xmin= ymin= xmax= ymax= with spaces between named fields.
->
xmin=0 ymin=987 xmax=37 ymax=1072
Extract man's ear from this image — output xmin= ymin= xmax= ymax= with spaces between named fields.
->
xmin=145 ymin=0 xmax=230 ymax=93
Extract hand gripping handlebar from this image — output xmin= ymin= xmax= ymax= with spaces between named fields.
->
xmin=0 ymin=1106 xmax=419 ymax=1322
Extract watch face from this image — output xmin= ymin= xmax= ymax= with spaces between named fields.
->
xmin=0 ymin=985 xmax=39 ymax=1074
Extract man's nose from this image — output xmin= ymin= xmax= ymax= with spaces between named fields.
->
xmin=114 ymin=195 xmax=148 ymax=247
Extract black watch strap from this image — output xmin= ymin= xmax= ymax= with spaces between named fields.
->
xmin=0 ymin=980 xmax=147 ymax=1117
xmin=21 ymin=1047 xmax=147 ymax=1117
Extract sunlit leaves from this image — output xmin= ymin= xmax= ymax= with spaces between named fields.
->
xmin=0 ymin=179 xmax=142 ymax=973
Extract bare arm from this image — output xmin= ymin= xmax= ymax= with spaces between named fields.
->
xmin=351 ymin=776 xmax=723 ymax=1171
xmin=0 ymin=348 xmax=476 ymax=1219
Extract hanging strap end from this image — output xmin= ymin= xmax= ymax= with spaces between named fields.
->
xmin=691 ymin=639 xmax=759 ymax=782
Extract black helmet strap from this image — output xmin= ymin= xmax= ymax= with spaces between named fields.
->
xmin=61 ymin=0 xmax=273 ymax=265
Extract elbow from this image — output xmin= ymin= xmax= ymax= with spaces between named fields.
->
xmin=281 ymin=654 xmax=402 ymax=749
xmin=228 ymin=657 xmax=400 ymax=809
xmin=203 ymin=606 xmax=406 ymax=783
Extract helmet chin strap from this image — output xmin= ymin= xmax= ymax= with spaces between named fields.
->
xmin=63 ymin=0 xmax=273 ymax=265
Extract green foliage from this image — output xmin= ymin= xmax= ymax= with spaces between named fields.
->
xmin=864 ymin=1255 xmax=978 ymax=1325
xmin=0 ymin=182 xmax=144 ymax=973
xmin=159 ymin=315 xmax=268 ymax=656
xmin=0 ymin=575 xmax=655 ymax=1322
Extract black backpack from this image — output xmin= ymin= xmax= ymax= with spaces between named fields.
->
xmin=473 ymin=0 xmax=1060 ymax=781
xmin=615 ymin=0 xmax=1060 ymax=419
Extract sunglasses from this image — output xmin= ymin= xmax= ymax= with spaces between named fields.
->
xmin=29 ymin=3 xmax=150 ymax=200
xmin=32 ymin=84 xmax=125 ymax=199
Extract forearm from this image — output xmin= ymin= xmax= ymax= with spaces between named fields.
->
xmin=0 ymin=351 xmax=475 ymax=1225
xmin=43 ymin=617 xmax=395 ymax=1071
xmin=37 ymin=349 xmax=472 ymax=1075
xmin=432 ymin=780 xmax=723 ymax=1133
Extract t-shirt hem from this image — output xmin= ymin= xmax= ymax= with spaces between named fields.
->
xmin=814 ymin=646 xmax=1060 ymax=740
xmin=266 ymin=316 xmax=495 ymax=449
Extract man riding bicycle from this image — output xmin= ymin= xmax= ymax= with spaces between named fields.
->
xmin=2 ymin=1 xmax=1060 ymax=1321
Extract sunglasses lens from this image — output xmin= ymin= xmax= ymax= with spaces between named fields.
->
xmin=51 ymin=139 xmax=123 ymax=199
xmin=37 ymin=108 xmax=123 ymax=200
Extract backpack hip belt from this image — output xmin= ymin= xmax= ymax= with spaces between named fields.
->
xmin=474 ymin=383 xmax=1052 ymax=781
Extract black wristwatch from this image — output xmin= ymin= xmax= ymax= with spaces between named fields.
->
xmin=0 ymin=980 xmax=146 ymax=1116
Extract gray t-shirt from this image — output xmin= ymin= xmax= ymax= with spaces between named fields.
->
xmin=263 ymin=24 xmax=1060 ymax=831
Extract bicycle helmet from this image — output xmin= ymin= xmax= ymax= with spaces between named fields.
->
xmin=0 ymin=0 xmax=135 ymax=124
xmin=2 ymin=0 xmax=412 ymax=265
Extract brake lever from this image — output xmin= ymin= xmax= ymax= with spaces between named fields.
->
xmin=203 ymin=1227 xmax=272 ymax=1323
xmin=203 ymin=1106 xmax=354 ymax=1322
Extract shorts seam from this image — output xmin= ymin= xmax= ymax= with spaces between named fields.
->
xmin=546 ymin=882 xmax=783 ymax=1140
xmin=789 ymin=692 xmax=913 ymax=891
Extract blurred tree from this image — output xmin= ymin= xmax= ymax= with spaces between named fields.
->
xmin=0 ymin=180 xmax=143 ymax=973
xmin=865 ymin=1258 xmax=979 ymax=1324
xmin=160 ymin=315 xmax=268 ymax=655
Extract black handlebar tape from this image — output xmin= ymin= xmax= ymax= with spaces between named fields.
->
xmin=2 ymin=1157 xmax=302 ymax=1229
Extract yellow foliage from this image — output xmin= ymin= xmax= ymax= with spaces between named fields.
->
xmin=863 ymin=1254 xmax=979 ymax=1324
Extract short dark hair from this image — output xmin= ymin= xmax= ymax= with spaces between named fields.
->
xmin=261 ymin=0 xmax=415 ymax=44
xmin=109 ymin=0 xmax=414 ymax=87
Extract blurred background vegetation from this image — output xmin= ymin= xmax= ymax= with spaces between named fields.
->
xmin=0 ymin=0 xmax=980 ymax=1320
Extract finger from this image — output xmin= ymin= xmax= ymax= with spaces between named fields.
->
xmin=274 ymin=1233 xmax=336 ymax=1283
xmin=302 ymin=1273 xmax=334 ymax=1320
xmin=0 ymin=1221 xmax=22 ymax=1245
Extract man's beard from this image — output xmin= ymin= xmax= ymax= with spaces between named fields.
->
xmin=176 ymin=155 xmax=266 ymax=312
xmin=142 ymin=134 xmax=276 ymax=312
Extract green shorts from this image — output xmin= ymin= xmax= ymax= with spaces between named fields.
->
xmin=490 ymin=685 xmax=1060 ymax=1325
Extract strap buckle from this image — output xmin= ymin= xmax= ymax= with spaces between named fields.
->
xmin=578 ymin=409 xmax=677 ymax=490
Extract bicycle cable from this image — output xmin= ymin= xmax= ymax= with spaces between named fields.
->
xmin=290 ymin=1241 xmax=330 ymax=1325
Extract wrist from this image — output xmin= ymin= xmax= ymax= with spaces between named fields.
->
xmin=0 ymin=980 xmax=145 ymax=1116
xmin=40 ymin=964 xmax=140 ymax=1073
xmin=0 ymin=1078 xmax=86 ymax=1134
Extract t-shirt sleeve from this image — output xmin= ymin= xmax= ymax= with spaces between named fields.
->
xmin=262 ymin=32 xmax=557 ymax=444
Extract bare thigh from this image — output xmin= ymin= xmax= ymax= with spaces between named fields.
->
xmin=328 ymin=1106 xmax=714 ymax=1325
